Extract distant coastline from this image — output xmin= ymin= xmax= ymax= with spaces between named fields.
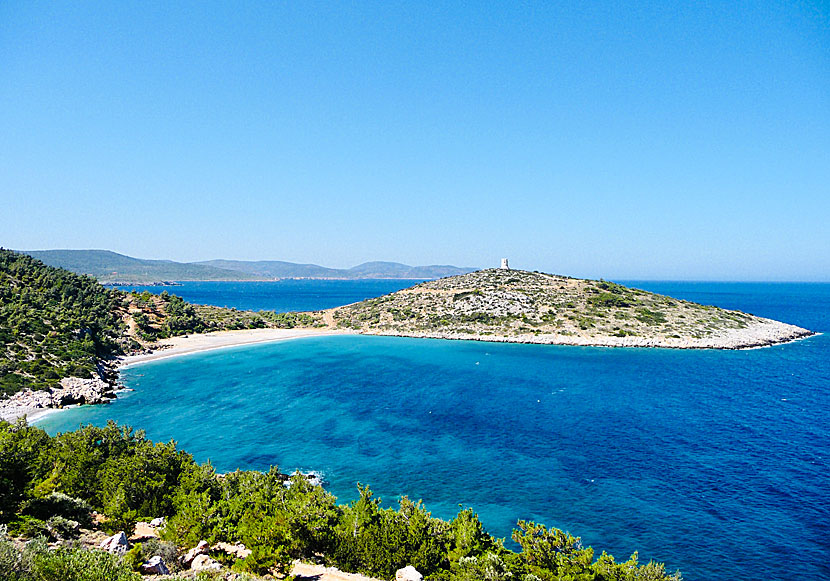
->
xmin=24 ymin=249 xmax=477 ymax=284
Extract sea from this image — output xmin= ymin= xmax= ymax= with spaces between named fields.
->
xmin=38 ymin=280 xmax=830 ymax=580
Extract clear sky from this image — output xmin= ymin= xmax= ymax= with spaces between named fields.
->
xmin=1 ymin=2 xmax=828 ymax=280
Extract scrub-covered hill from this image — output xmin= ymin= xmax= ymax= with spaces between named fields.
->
xmin=330 ymin=268 xmax=813 ymax=349
xmin=0 ymin=249 xmax=321 ymax=400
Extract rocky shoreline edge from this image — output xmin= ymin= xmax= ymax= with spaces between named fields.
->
xmin=0 ymin=375 xmax=121 ymax=423
xmin=361 ymin=318 xmax=816 ymax=350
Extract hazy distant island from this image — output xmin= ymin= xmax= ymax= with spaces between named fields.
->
xmin=24 ymin=249 xmax=478 ymax=284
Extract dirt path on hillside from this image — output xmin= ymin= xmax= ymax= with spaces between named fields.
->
xmin=292 ymin=561 xmax=383 ymax=581
xmin=323 ymin=308 xmax=337 ymax=328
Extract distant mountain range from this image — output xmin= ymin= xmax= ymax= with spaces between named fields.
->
xmin=23 ymin=250 xmax=478 ymax=284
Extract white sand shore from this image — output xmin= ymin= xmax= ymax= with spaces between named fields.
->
xmin=119 ymin=327 xmax=351 ymax=367
xmin=1 ymin=404 xmax=67 ymax=425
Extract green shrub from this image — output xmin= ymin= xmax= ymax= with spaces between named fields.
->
xmin=18 ymin=516 xmax=50 ymax=539
xmin=589 ymin=293 xmax=633 ymax=308
xmin=123 ymin=543 xmax=143 ymax=572
xmin=30 ymin=543 xmax=140 ymax=581
xmin=22 ymin=493 xmax=93 ymax=528
xmin=140 ymin=538 xmax=181 ymax=572
xmin=635 ymin=308 xmax=667 ymax=325
xmin=453 ymin=552 xmax=514 ymax=581
xmin=46 ymin=516 xmax=80 ymax=539
xmin=0 ymin=530 xmax=139 ymax=581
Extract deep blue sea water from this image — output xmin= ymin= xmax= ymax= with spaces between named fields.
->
xmin=40 ymin=281 xmax=830 ymax=580
xmin=111 ymin=279 xmax=422 ymax=312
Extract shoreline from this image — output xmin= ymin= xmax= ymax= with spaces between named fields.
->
xmin=357 ymin=322 xmax=817 ymax=350
xmin=1 ymin=328 xmax=350 ymax=424
xmin=118 ymin=327 xmax=351 ymax=368
xmin=117 ymin=319 xmax=818 ymax=364
xmin=2 ymin=323 xmax=817 ymax=425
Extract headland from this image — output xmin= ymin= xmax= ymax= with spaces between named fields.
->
xmin=327 ymin=268 xmax=814 ymax=350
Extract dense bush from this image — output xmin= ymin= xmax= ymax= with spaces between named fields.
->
xmin=0 ymin=419 xmax=681 ymax=580
xmin=22 ymin=493 xmax=93 ymax=528
xmin=0 ymin=249 xmax=126 ymax=396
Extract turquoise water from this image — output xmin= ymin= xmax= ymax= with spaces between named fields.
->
xmin=38 ymin=282 xmax=830 ymax=580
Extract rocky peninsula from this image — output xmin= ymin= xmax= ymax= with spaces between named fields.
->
xmin=329 ymin=268 xmax=814 ymax=349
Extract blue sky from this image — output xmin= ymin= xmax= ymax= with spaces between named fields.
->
xmin=1 ymin=2 xmax=828 ymax=280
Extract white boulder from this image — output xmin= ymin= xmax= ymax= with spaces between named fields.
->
xmin=183 ymin=540 xmax=210 ymax=567
xmin=99 ymin=531 xmax=129 ymax=555
xmin=141 ymin=555 xmax=170 ymax=575
xmin=396 ymin=565 xmax=423 ymax=581
xmin=191 ymin=554 xmax=222 ymax=571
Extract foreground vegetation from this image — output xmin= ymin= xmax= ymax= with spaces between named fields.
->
xmin=0 ymin=419 xmax=681 ymax=580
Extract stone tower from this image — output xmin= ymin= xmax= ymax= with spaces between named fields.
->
xmin=500 ymin=258 xmax=510 ymax=270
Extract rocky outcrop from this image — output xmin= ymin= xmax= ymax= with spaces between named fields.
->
xmin=141 ymin=555 xmax=170 ymax=575
xmin=0 ymin=376 xmax=116 ymax=422
xmin=99 ymin=531 xmax=129 ymax=555
xmin=130 ymin=520 xmax=161 ymax=542
xmin=213 ymin=541 xmax=251 ymax=559
xmin=183 ymin=540 xmax=210 ymax=567
xmin=191 ymin=554 xmax=222 ymax=571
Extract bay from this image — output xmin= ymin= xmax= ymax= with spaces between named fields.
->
xmin=39 ymin=281 xmax=830 ymax=580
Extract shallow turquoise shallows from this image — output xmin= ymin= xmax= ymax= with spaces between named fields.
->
xmin=38 ymin=282 xmax=830 ymax=581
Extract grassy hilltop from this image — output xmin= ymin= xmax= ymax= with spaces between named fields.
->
xmin=331 ymin=269 xmax=812 ymax=349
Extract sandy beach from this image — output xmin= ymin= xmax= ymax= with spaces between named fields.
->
xmin=119 ymin=327 xmax=350 ymax=367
